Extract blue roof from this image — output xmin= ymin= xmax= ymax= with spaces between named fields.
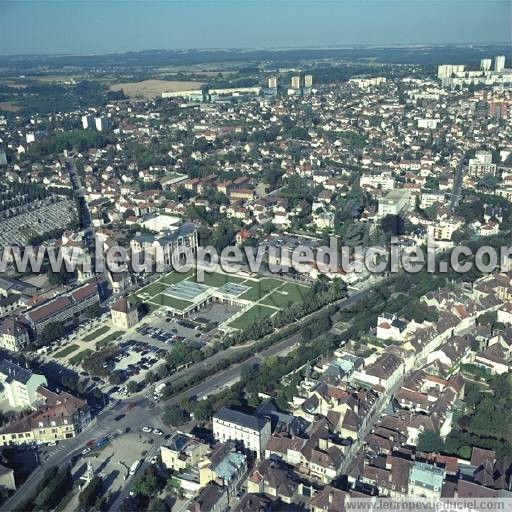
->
xmin=213 ymin=451 xmax=246 ymax=481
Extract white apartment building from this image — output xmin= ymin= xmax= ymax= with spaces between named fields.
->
xmin=420 ymin=191 xmax=446 ymax=209
xmin=94 ymin=116 xmax=109 ymax=131
xmin=480 ymin=59 xmax=492 ymax=71
xmin=81 ymin=114 xmax=95 ymax=130
xmin=360 ymin=172 xmax=395 ymax=191
xmin=417 ymin=118 xmax=439 ymax=129
xmin=495 ymin=55 xmax=506 ymax=72
xmin=377 ymin=189 xmax=410 ymax=217
xmin=427 ymin=219 xmax=463 ymax=242
xmin=0 ymin=360 xmax=47 ymax=409
xmin=468 ymin=151 xmax=496 ymax=177
xmin=212 ymin=407 xmax=271 ymax=457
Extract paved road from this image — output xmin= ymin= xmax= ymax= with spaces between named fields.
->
xmin=109 ymin=435 xmax=163 ymax=511
xmin=157 ymin=282 xmax=376 ymax=398
xmin=1 ymin=283 xmax=376 ymax=511
xmin=0 ymin=396 xmax=167 ymax=512
xmin=449 ymin=156 xmax=467 ymax=211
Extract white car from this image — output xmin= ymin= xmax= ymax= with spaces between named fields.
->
xmin=81 ymin=447 xmax=91 ymax=456
xmin=142 ymin=426 xmax=152 ymax=433
xmin=150 ymin=456 xmax=158 ymax=464
xmin=47 ymin=441 xmax=57 ymax=447
xmin=153 ymin=429 xmax=163 ymax=436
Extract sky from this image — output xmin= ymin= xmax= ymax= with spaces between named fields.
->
xmin=0 ymin=0 xmax=511 ymax=55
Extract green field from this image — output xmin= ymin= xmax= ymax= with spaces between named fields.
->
xmin=228 ymin=304 xmax=276 ymax=330
xmin=128 ymin=269 xmax=310 ymax=323
xmin=201 ymin=272 xmax=246 ymax=288
xmin=239 ymin=278 xmax=283 ymax=301
xmin=158 ymin=269 xmax=195 ymax=285
xmin=150 ymin=294 xmax=193 ymax=310
xmin=139 ymin=281 xmax=169 ymax=297
xmin=53 ymin=344 xmax=79 ymax=358
xmin=82 ymin=325 xmax=110 ymax=342
xmin=261 ymin=282 xmax=310 ymax=308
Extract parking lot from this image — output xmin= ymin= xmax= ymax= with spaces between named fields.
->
xmin=66 ymin=431 xmax=164 ymax=511
xmin=189 ymin=302 xmax=241 ymax=327
xmin=106 ymin=340 xmax=167 ymax=394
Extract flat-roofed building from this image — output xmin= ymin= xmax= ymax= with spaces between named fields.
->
xmin=378 ymin=189 xmax=410 ymax=217
xmin=408 ymin=461 xmax=445 ymax=499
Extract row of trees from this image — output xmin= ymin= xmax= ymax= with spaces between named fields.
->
xmin=230 ymin=278 xmax=346 ymax=344
xmin=15 ymin=465 xmax=73 ymax=511
xmin=27 ymin=130 xmax=115 ymax=159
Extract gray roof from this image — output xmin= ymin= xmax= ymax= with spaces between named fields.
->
xmin=212 ymin=450 xmax=246 ymax=481
xmin=157 ymin=223 xmax=196 ymax=245
xmin=214 ymin=407 xmax=268 ymax=432
xmin=132 ymin=223 xmax=196 ymax=246
xmin=0 ymin=360 xmax=33 ymax=385
xmin=166 ymin=432 xmax=190 ymax=453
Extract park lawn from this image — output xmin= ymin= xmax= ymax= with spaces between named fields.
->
xmin=198 ymin=271 xmax=246 ymax=288
xmin=53 ymin=344 xmax=79 ymax=358
xmin=260 ymin=290 xmax=296 ymax=308
xmin=158 ymin=269 xmax=195 ymax=286
xmin=228 ymin=304 xmax=276 ymax=330
xmin=260 ymin=282 xmax=310 ymax=308
xmin=82 ymin=325 xmax=110 ymax=342
xmin=239 ymin=278 xmax=282 ymax=302
xmin=150 ymin=293 xmax=193 ymax=311
xmin=69 ymin=349 xmax=94 ymax=366
xmin=128 ymin=293 xmax=141 ymax=305
xmin=139 ymin=281 xmax=169 ymax=297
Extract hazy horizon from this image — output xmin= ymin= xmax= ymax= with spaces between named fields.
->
xmin=1 ymin=0 xmax=511 ymax=56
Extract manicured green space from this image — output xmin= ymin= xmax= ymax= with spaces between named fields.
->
xmin=82 ymin=325 xmax=110 ymax=342
xmin=228 ymin=305 xmax=276 ymax=330
xmin=158 ymin=269 xmax=195 ymax=286
xmin=53 ymin=344 xmax=79 ymax=358
xmin=140 ymin=281 xmax=169 ymax=297
xmin=150 ymin=294 xmax=193 ymax=311
xmin=199 ymin=271 xmax=246 ymax=288
xmin=261 ymin=282 xmax=310 ymax=307
xmin=239 ymin=278 xmax=282 ymax=301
